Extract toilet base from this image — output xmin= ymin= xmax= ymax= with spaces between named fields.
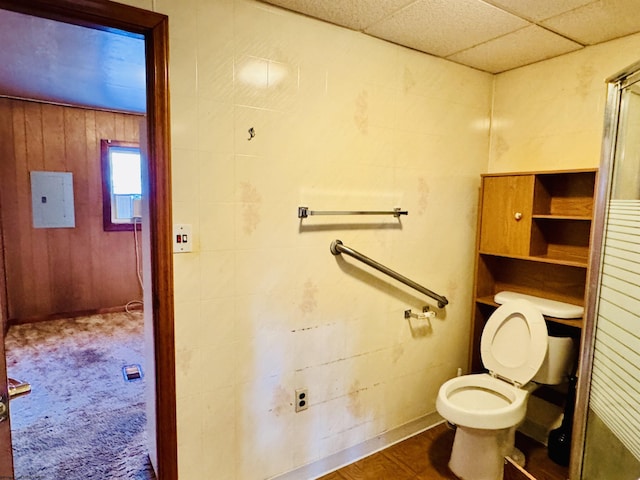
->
xmin=449 ymin=425 xmax=516 ymax=480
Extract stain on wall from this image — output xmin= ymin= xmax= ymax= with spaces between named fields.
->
xmin=240 ymin=181 xmax=262 ymax=235
xmin=299 ymin=279 xmax=318 ymax=314
xmin=354 ymin=89 xmax=369 ymax=135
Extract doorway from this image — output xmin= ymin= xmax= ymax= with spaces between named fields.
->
xmin=0 ymin=1 xmax=176 ymax=479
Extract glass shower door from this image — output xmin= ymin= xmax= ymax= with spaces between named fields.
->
xmin=580 ymin=66 xmax=640 ymax=479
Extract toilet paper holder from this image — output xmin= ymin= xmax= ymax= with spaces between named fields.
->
xmin=404 ymin=306 xmax=436 ymax=320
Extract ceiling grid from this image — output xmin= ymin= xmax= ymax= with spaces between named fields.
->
xmin=260 ymin=0 xmax=640 ymax=73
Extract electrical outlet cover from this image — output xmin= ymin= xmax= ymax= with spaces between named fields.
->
xmin=173 ymin=224 xmax=193 ymax=253
xmin=295 ymin=388 xmax=308 ymax=412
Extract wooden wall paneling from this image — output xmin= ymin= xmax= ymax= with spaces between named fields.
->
xmin=3 ymin=100 xmax=22 ymax=316
xmin=42 ymin=104 xmax=72 ymax=313
xmin=93 ymin=110 xmax=142 ymax=307
xmin=94 ymin=109 xmax=143 ymax=309
xmin=95 ymin=110 xmax=116 ymax=140
xmin=113 ymin=113 xmax=140 ymax=305
xmin=94 ymin=111 xmax=118 ymax=308
xmin=108 ymin=110 xmax=142 ymax=305
xmin=0 ymin=218 xmax=6 ymax=335
xmin=24 ymin=102 xmax=43 ymax=170
xmin=0 ymin=99 xmax=144 ymax=320
xmin=13 ymin=101 xmax=46 ymax=318
xmin=84 ymin=108 xmax=101 ymax=308
xmin=42 ymin=103 xmax=66 ymax=171
xmin=114 ymin=112 xmax=126 ymax=139
xmin=0 ymin=101 xmax=14 ymax=319
xmin=84 ymin=109 xmax=102 ymax=307
xmin=22 ymin=101 xmax=53 ymax=317
xmin=64 ymin=107 xmax=92 ymax=309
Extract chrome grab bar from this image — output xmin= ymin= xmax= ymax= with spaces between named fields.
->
xmin=298 ymin=206 xmax=407 ymax=218
xmin=330 ymin=239 xmax=449 ymax=308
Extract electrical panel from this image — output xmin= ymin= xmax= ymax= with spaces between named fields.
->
xmin=30 ymin=171 xmax=76 ymax=229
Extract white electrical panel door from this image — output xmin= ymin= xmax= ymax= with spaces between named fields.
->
xmin=30 ymin=171 xmax=76 ymax=228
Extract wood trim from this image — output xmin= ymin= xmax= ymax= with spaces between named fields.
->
xmin=481 ymin=167 xmax=599 ymax=178
xmin=0 ymin=2 xmax=176 ymax=479
xmin=0 ymin=0 xmax=164 ymax=33
xmin=0 ymin=187 xmax=7 ymax=337
xmin=145 ymin=14 xmax=178 ymax=480
xmin=0 ymin=186 xmax=11 ymax=475
xmin=0 ymin=337 xmax=13 ymax=476
xmin=0 ymin=97 xmax=12 ymax=337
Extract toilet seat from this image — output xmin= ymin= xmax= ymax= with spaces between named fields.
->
xmin=480 ymin=299 xmax=548 ymax=386
xmin=437 ymin=373 xmax=529 ymax=429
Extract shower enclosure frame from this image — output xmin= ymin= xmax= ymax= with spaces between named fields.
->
xmin=571 ymin=60 xmax=640 ymax=479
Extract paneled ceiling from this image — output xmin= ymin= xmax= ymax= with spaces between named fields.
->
xmin=0 ymin=8 xmax=145 ymax=113
xmin=259 ymin=0 xmax=640 ymax=73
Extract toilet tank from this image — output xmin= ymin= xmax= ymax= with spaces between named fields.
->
xmin=494 ymin=291 xmax=580 ymax=385
xmin=533 ymin=335 xmax=575 ymax=385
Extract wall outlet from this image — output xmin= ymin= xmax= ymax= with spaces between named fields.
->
xmin=295 ymin=388 xmax=308 ymax=412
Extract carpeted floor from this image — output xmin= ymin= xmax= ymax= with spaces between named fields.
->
xmin=5 ymin=311 xmax=156 ymax=480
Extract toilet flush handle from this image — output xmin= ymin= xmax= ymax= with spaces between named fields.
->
xmin=514 ymin=212 xmax=522 ymax=221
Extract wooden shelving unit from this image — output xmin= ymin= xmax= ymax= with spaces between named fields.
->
xmin=469 ymin=169 xmax=598 ymax=372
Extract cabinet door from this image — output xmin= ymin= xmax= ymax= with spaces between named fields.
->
xmin=479 ymin=175 xmax=535 ymax=256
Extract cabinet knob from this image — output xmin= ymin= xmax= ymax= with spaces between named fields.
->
xmin=514 ymin=212 xmax=523 ymax=221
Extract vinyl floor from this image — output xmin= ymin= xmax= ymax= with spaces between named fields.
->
xmin=317 ymin=422 xmax=568 ymax=480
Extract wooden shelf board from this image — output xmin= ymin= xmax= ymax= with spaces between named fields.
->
xmin=476 ymin=296 xmax=498 ymax=307
xmin=479 ymin=251 xmax=588 ymax=268
xmin=530 ymin=252 xmax=589 ymax=267
xmin=475 ymin=296 xmax=583 ymax=328
xmin=532 ymin=215 xmax=592 ymax=221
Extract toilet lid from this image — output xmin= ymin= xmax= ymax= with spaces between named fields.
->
xmin=481 ymin=299 xmax=548 ymax=386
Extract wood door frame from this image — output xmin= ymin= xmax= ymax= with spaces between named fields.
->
xmin=0 ymin=1 xmax=177 ymax=479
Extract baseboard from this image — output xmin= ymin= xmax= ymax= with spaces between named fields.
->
xmin=269 ymin=412 xmax=444 ymax=480
xmin=8 ymin=303 xmax=143 ymax=326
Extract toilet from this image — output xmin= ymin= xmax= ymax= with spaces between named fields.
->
xmin=436 ymin=292 xmax=579 ymax=480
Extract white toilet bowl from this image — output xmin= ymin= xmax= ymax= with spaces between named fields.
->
xmin=437 ymin=373 xmax=529 ymax=430
xmin=436 ymin=298 xmax=549 ymax=480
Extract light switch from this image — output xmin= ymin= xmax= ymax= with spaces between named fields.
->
xmin=173 ymin=224 xmax=193 ymax=253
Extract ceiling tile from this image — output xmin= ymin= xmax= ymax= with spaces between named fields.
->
xmin=259 ymin=0 xmax=415 ymax=31
xmin=447 ymin=25 xmax=583 ymax=73
xmin=542 ymin=0 xmax=640 ymax=44
xmin=364 ymin=0 xmax=529 ymax=57
xmin=483 ymin=0 xmax=596 ymax=22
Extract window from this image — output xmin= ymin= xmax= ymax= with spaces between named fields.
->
xmin=101 ymin=139 xmax=142 ymax=231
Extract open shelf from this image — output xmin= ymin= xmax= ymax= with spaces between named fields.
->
xmin=530 ymin=217 xmax=591 ymax=265
xmin=477 ymin=255 xmax=587 ymax=306
xmin=471 ymin=169 xmax=597 ymax=373
xmin=533 ymin=170 xmax=596 ymax=217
